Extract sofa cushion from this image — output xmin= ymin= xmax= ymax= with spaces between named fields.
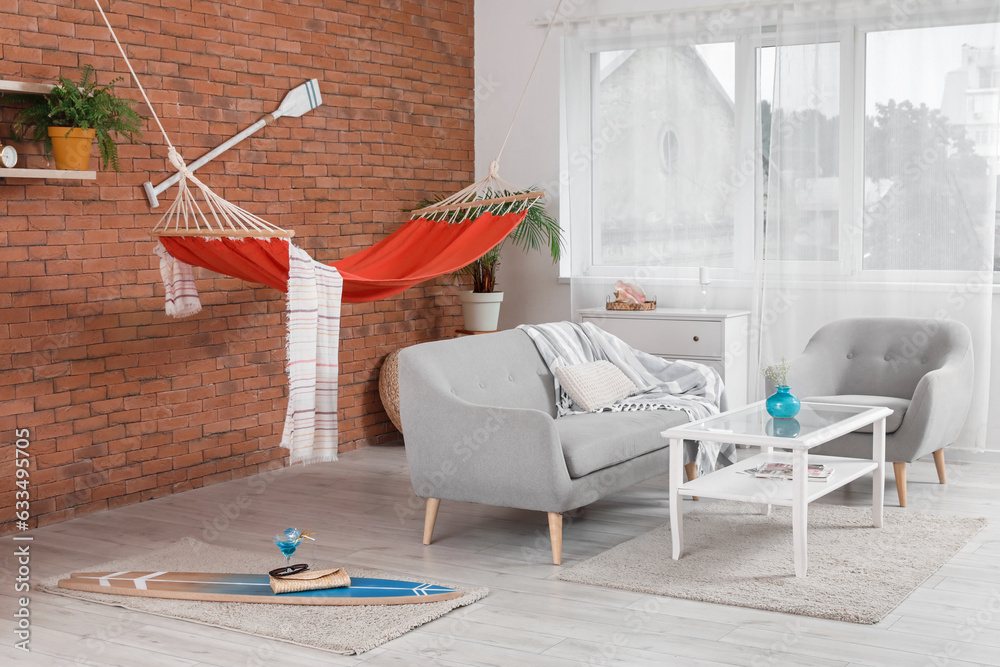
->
xmin=804 ymin=395 xmax=909 ymax=434
xmin=554 ymin=360 xmax=638 ymax=412
xmin=556 ymin=409 xmax=691 ymax=478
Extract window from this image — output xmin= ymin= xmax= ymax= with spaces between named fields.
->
xmin=759 ymin=42 xmax=841 ymax=262
xmin=591 ymin=42 xmax=736 ymax=269
xmin=565 ymin=15 xmax=1000 ymax=278
xmin=864 ymin=25 xmax=997 ymax=271
xmin=660 ymin=128 xmax=679 ymax=175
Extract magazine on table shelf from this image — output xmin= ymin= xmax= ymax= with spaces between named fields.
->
xmin=742 ymin=462 xmax=835 ymax=481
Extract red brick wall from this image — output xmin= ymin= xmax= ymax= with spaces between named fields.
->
xmin=0 ymin=0 xmax=474 ymax=533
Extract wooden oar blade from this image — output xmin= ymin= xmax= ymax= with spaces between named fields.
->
xmin=275 ymin=78 xmax=322 ymax=118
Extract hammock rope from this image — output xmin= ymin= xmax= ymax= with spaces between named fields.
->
xmin=91 ymin=0 xmax=561 ymax=300
xmin=93 ymin=0 xmax=297 ymax=239
xmin=412 ymin=0 xmax=566 ymax=222
xmin=495 ymin=0 xmax=564 ymax=166
xmin=154 ymin=148 xmax=294 ymax=238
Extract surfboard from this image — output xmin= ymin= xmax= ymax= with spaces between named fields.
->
xmin=58 ymin=571 xmax=463 ymax=606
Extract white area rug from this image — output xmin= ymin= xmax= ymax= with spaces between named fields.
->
xmin=39 ymin=537 xmax=487 ymax=654
xmin=559 ymin=501 xmax=986 ymax=624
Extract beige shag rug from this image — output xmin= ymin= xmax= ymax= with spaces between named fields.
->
xmin=39 ymin=537 xmax=487 ymax=654
xmin=559 ymin=501 xmax=986 ymax=624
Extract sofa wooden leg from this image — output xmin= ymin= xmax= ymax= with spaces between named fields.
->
xmin=684 ymin=462 xmax=699 ymax=501
xmin=423 ymin=498 xmax=440 ymax=545
xmin=933 ymin=449 xmax=946 ymax=484
xmin=893 ymin=462 xmax=907 ymax=507
xmin=548 ymin=512 xmax=563 ymax=565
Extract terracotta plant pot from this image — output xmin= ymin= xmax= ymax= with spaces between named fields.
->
xmin=459 ymin=291 xmax=504 ymax=332
xmin=48 ymin=127 xmax=96 ymax=171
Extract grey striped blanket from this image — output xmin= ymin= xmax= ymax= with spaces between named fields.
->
xmin=518 ymin=321 xmax=736 ymax=473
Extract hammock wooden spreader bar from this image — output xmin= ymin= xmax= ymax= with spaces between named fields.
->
xmin=409 ymin=160 xmax=545 ymax=223
xmin=159 ymin=210 xmax=528 ymax=303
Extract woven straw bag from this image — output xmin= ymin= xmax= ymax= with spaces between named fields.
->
xmin=269 ymin=567 xmax=351 ymax=594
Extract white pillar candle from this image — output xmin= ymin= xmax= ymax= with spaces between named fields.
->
xmin=699 ymin=267 xmax=710 ymax=285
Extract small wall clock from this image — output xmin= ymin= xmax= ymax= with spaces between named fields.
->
xmin=0 ymin=145 xmax=16 ymax=168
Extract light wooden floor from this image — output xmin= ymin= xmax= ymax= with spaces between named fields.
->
xmin=3 ymin=445 xmax=999 ymax=667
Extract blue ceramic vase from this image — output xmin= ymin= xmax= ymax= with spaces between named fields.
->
xmin=766 ymin=385 xmax=800 ymax=419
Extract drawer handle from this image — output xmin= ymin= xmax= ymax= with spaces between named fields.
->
xmin=693 ymin=336 xmax=700 ymax=342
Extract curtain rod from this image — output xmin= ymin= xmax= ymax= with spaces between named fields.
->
xmin=531 ymin=1 xmax=761 ymax=26
xmin=530 ymin=0 xmax=996 ymax=27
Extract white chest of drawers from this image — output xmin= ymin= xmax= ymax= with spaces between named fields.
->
xmin=578 ymin=307 xmax=751 ymax=408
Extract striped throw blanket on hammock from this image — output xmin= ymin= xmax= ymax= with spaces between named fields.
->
xmin=281 ymin=245 xmax=343 ymax=465
xmin=518 ymin=321 xmax=736 ymax=474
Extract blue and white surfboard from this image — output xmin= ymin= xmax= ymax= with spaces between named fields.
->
xmin=59 ymin=571 xmax=463 ymax=606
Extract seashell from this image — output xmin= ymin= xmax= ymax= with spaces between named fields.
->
xmin=613 ymin=280 xmax=645 ymax=304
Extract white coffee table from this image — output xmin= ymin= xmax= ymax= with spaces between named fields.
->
xmin=662 ymin=401 xmax=892 ymax=577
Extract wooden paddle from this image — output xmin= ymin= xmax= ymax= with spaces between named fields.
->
xmin=143 ymin=78 xmax=322 ymax=208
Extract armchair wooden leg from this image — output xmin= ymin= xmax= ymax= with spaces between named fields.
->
xmin=893 ymin=462 xmax=907 ymax=507
xmin=548 ymin=512 xmax=563 ymax=565
xmin=933 ymin=449 xmax=946 ymax=484
xmin=684 ymin=462 xmax=699 ymax=501
xmin=423 ymin=498 xmax=440 ymax=545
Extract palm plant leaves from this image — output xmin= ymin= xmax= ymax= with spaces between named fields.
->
xmin=506 ymin=202 xmax=562 ymax=262
xmin=414 ymin=190 xmax=563 ymax=293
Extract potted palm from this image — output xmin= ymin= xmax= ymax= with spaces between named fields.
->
xmin=414 ymin=193 xmax=562 ymax=331
xmin=455 ymin=197 xmax=562 ymax=331
xmin=11 ymin=64 xmax=144 ymax=172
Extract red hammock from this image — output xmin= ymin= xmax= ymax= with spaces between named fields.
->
xmin=158 ymin=211 xmax=527 ymax=303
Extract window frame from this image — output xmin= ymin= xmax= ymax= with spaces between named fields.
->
xmin=750 ymin=28 xmax=855 ymax=277
xmin=854 ymin=21 xmax=999 ymax=283
xmin=564 ymin=29 xmax=747 ymax=282
xmin=560 ymin=9 xmax=1000 ymax=283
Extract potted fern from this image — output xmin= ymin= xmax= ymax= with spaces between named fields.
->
xmin=11 ymin=65 xmax=144 ymax=171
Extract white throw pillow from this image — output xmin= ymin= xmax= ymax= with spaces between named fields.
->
xmin=553 ymin=360 xmax=638 ymax=412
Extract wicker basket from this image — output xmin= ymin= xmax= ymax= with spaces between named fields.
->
xmin=606 ymin=299 xmax=656 ymax=311
xmin=379 ymin=349 xmax=403 ymax=433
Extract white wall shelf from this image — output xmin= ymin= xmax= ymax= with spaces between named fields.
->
xmin=0 ymin=80 xmax=55 ymax=95
xmin=1 ymin=79 xmax=96 ymax=180
xmin=0 ymin=167 xmax=97 ymax=180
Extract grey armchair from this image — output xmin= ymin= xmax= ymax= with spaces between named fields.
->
xmin=784 ymin=317 xmax=974 ymax=506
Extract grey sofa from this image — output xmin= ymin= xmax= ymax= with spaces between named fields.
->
xmin=398 ymin=329 xmax=694 ymax=564
xmin=784 ymin=317 xmax=974 ymax=506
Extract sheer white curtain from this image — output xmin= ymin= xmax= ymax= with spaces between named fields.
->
xmin=560 ymin=0 xmax=998 ymax=450
xmin=757 ymin=0 xmax=999 ymax=450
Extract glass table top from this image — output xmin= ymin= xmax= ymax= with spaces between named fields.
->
xmin=663 ymin=401 xmax=889 ymax=446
